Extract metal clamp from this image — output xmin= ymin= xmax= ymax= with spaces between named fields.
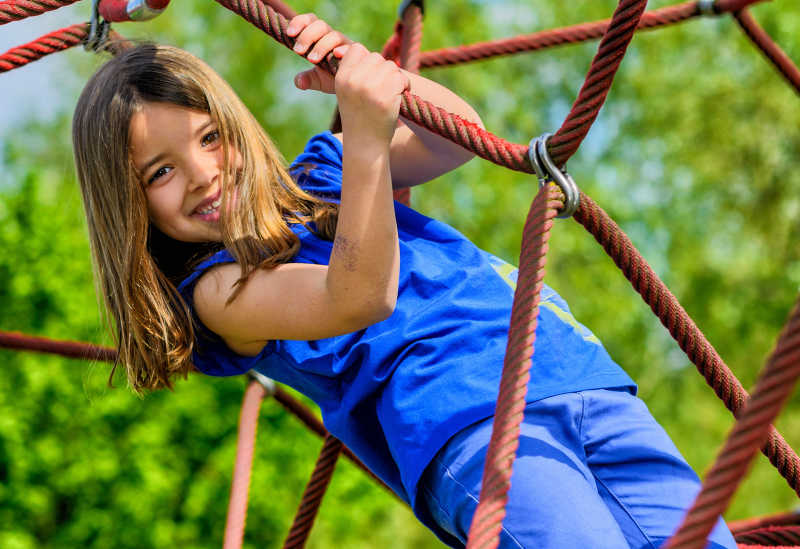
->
xmin=697 ymin=0 xmax=717 ymax=16
xmin=127 ymin=0 xmax=166 ymax=21
xmin=84 ymin=0 xmax=110 ymax=52
xmin=528 ymin=133 xmax=580 ymax=218
xmin=248 ymin=370 xmax=277 ymax=397
xmin=398 ymin=0 xmax=424 ymax=18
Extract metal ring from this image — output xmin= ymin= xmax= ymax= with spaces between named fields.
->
xmin=83 ymin=0 xmax=110 ymax=51
xmin=697 ymin=0 xmax=717 ymax=16
xmin=528 ymin=133 xmax=580 ymax=218
xmin=127 ymin=0 xmax=166 ymax=21
xmin=248 ymin=370 xmax=277 ymax=397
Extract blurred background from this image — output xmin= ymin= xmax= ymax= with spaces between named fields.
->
xmin=1 ymin=1 xmax=798 ymax=547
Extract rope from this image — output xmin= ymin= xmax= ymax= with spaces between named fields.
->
xmin=0 ymin=22 xmax=87 ymax=73
xmin=573 ymin=194 xmax=800 ymax=497
xmin=283 ymin=435 xmax=343 ymax=549
xmin=730 ymin=511 xmax=800 ymax=535
xmin=733 ymin=9 xmax=800 ymax=96
xmin=0 ymin=329 xmax=116 ymax=362
xmin=736 ymin=526 xmax=800 ymax=547
xmin=0 ymin=0 xmax=79 ymax=26
xmin=418 ymin=0 xmax=767 ymax=69
xmin=392 ymin=1 xmax=424 ymax=207
xmin=223 ymin=380 xmax=268 ymax=549
xmin=546 ymin=0 xmax=648 ymax=167
xmin=665 ymin=297 xmax=800 ymax=548
xmin=464 ymin=184 xmax=563 ymax=549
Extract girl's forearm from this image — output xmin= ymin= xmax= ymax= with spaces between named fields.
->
xmin=327 ymin=138 xmax=400 ymax=325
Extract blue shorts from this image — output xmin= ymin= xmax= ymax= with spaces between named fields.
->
xmin=417 ymin=388 xmax=736 ymax=549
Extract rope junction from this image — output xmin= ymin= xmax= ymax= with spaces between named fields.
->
xmin=1 ymin=0 xmax=799 ymax=547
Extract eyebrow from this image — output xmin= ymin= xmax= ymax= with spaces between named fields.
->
xmin=137 ymin=119 xmax=216 ymax=177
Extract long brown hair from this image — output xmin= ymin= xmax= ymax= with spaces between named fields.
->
xmin=72 ymin=43 xmax=337 ymax=392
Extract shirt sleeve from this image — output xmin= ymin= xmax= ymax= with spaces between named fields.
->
xmin=177 ymin=249 xmax=273 ymax=377
xmin=289 ymin=131 xmax=343 ymax=201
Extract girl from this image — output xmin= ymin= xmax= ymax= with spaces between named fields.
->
xmin=71 ymin=14 xmax=736 ymax=549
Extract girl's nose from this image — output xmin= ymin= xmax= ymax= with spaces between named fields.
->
xmin=187 ymin=156 xmax=219 ymax=193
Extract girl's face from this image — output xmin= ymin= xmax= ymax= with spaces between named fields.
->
xmin=129 ymin=101 xmax=240 ymax=243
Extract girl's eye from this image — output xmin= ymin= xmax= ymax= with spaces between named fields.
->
xmin=202 ymin=129 xmax=220 ymax=147
xmin=148 ymin=166 xmax=172 ymax=185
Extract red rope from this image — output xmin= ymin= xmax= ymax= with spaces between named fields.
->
xmin=730 ymin=512 xmax=800 ymax=535
xmin=0 ymin=0 xmax=80 ymax=26
xmin=418 ymin=0 xmax=768 ymax=69
xmin=665 ymin=297 xmax=800 ymax=549
xmin=0 ymin=22 xmax=87 ymax=73
xmin=0 ymin=329 xmax=116 ymax=362
xmin=464 ymin=185 xmax=562 ymax=549
xmin=223 ymin=380 xmax=268 ymax=549
xmin=733 ymin=9 xmax=800 ymax=96
xmin=573 ymin=194 xmax=800 ymax=496
xmin=392 ymin=1 xmax=424 ymax=207
xmin=735 ymin=526 xmax=800 ymax=547
xmin=283 ymin=435 xmax=343 ymax=549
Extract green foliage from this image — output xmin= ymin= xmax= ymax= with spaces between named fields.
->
xmin=1 ymin=1 xmax=799 ymax=547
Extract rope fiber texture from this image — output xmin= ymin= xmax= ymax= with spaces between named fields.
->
xmin=733 ymin=9 xmax=800 ymax=95
xmin=0 ymin=22 xmax=86 ymax=73
xmin=392 ymin=1 xmax=424 ymax=207
xmin=283 ymin=435 xmax=344 ymax=549
xmin=573 ymin=194 xmax=800 ymax=498
xmin=735 ymin=526 xmax=800 ymax=547
xmin=0 ymin=0 xmax=79 ymax=25
xmin=464 ymin=184 xmax=562 ymax=549
xmin=418 ymin=0 xmax=768 ymax=69
xmin=665 ymin=297 xmax=800 ymax=548
xmin=223 ymin=380 xmax=268 ymax=549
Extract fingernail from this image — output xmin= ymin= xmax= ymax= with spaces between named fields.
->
xmin=286 ymin=25 xmax=296 ymax=35
xmin=294 ymin=75 xmax=304 ymax=89
xmin=307 ymin=52 xmax=319 ymax=62
xmin=293 ymin=43 xmax=303 ymax=53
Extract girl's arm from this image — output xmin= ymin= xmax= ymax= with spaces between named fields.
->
xmin=193 ymin=41 xmax=406 ymax=356
xmin=290 ymin=14 xmax=483 ymax=188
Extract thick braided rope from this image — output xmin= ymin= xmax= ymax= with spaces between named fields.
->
xmin=283 ymin=435 xmax=344 ymax=549
xmin=0 ymin=0 xmax=79 ymax=25
xmin=735 ymin=526 xmax=800 ymax=547
xmin=573 ymin=194 xmax=800 ymax=496
xmin=729 ymin=512 xmax=800 ymax=535
xmin=0 ymin=330 xmax=116 ymax=362
xmin=733 ymin=9 xmax=800 ymax=96
xmin=547 ymin=0 xmax=648 ymax=167
xmin=392 ymin=2 xmax=424 ymax=207
xmin=419 ymin=0 xmax=768 ymax=69
xmin=0 ymin=22 xmax=86 ymax=73
xmin=223 ymin=380 xmax=268 ymax=549
xmin=665 ymin=298 xmax=800 ymax=549
xmin=464 ymin=184 xmax=562 ymax=549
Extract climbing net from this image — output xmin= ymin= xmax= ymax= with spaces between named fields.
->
xmin=1 ymin=0 xmax=799 ymax=548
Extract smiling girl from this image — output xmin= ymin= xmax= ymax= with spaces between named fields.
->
xmin=71 ymin=14 xmax=736 ymax=549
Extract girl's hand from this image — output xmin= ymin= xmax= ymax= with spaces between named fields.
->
xmin=288 ymin=13 xmax=351 ymax=94
xmin=334 ymin=43 xmax=410 ymax=146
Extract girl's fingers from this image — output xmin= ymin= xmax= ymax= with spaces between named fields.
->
xmin=307 ymin=31 xmax=351 ymax=63
xmin=294 ymin=67 xmax=335 ymax=93
xmin=286 ymin=13 xmax=317 ymax=37
xmin=292 ymin=18 xmax=332 ymax=56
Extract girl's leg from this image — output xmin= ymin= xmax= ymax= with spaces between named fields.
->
xmin=418 ymin=393 xmax=631 ymax=549
xmin=580 ymin=388 xmax=737 ymax=549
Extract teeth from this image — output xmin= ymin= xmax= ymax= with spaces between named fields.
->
xmin=196 ymin=197 xmax=221 ymax=216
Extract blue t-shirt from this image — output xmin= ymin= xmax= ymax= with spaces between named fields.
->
xmin=177 ymin=131 xmax=635 ymax=510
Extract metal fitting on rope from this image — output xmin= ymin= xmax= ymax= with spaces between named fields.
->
xmin=84 ymin=0 xmax=110 ymax=52
xmin=99 ymin=0 xmax=169 ymax=22
xmin=248 ymin=369 xmax=277 ymax=397
xmin=697 ymin=0 xmax=718 ymax=16
xmin=397 ymin=0 xmax=424 ymax=17
xmin=528 ymin=133 xmax=580 ymax=218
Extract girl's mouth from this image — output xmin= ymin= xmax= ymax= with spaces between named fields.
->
xmin=192 ymin=191 xmax=222 ymax=220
